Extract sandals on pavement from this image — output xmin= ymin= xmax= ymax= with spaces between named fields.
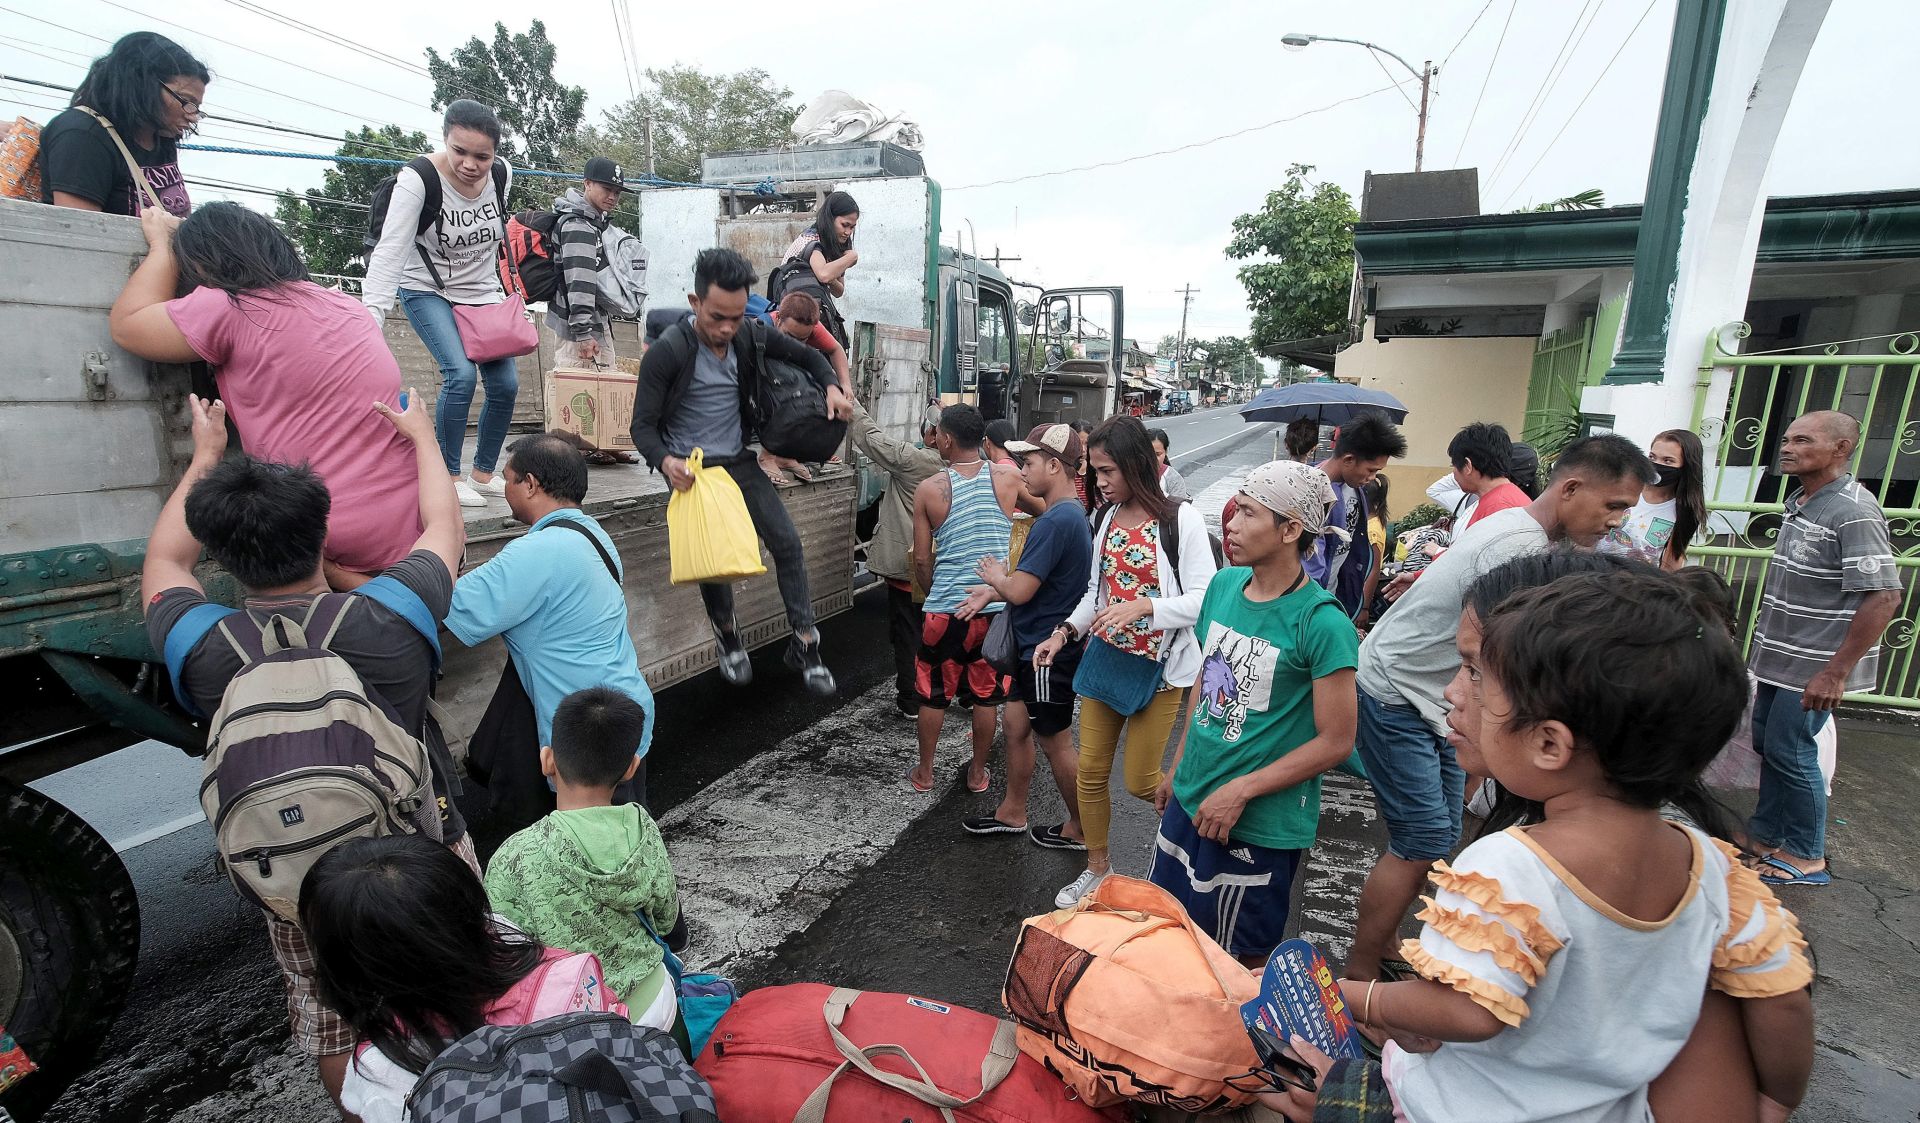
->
xmin=905 ymin=767 xmax=933 ymax=793
xmin=1756 ymin=854 xmax=1831 ymax=887
xmin=962 ymin=764 xmax=991 ymax=794
xmin=962 ymin=815 xmax=1025 ymax=835
xmin=1029 ymin=823 xmax=1087 ymax=851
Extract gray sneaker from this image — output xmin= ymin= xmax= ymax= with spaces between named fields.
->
xmin=785 ymin=635 xmax=836 ymax=697
xmin=712 ymin=620 xmax=751 ymax=686
xmin=1054 ymin=868 xmax=1109 ymax=909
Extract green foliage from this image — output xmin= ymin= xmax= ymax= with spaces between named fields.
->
xmin=274 ymin=125 xmax=432 ymax=277
xmin=425 ymin=20 xmax=586 ymax=208
xmin=1517 ymin=188 xmax=1606 ymax=213
xmin=587 ymin=66 xmax=800 ymax=186
xmin=1189 ymin=335 xmax=1265 ymax=385
xmin=1226 ymin=164 xmax=1358 ymax=351
xmin=1393 ymin=502 xmax=1447 ymax=536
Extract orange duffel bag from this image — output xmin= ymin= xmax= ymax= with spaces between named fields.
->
xmin=1001 ymin=875 xmax=1264 ymax=1112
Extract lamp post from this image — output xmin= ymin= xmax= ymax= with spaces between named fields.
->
xmin=1281 ymin=33 xmax=1436 ymax=171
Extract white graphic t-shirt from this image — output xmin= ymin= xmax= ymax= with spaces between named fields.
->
xmin=1599 ymin=496 xmax=1677 ymax=565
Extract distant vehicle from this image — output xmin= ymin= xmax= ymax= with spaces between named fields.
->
xmin=1160 ymin=390 xmax=1195 ymax=415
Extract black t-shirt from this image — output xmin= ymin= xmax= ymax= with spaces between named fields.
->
xmin=38 ymin=108 xmax=190 ymax=217
xmin=147 ymin=551 xmax=466 ymax=840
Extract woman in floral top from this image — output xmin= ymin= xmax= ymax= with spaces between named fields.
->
xmin=1036 ymin=417 xmax=1218 ymax=908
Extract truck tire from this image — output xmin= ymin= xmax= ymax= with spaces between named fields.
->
xmin=0 ymin=781 xmax=140 ymax=1121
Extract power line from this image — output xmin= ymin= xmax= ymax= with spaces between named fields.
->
xmin=609 ymin=0 xmax=639 ymax=100
xmin=1497 ymin=0 xmax=1661 ymax=208
xmin=1442 ymin=0 xmax=1498 ymax=68
xmin=1485 ymin=0 xmax=1608 ymax=187
xmin=948 ymin=81 xmax=1413 ymax=192
xmin=1452 ymin=0 xmax=1516 ymax=165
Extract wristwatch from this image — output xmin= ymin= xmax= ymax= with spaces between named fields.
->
xmin=1054 ymin=623 xmax=1078 ymax=642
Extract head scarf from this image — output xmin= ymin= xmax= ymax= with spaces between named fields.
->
xmin=1240 ymin=460 xmax=1348 ymax=541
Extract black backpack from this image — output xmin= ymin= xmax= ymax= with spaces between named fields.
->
xmin=407 ymin=1012 xmax=720 ymax=1123
xmin=498 ymin=207 xmax=564 ymax=304
xmin=742 ymin=324 xmax=847 ymax=463
xmin=363 ymin=156 xmax=509 ymax=268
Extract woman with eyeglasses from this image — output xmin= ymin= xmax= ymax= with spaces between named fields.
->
xmin=39 ymin=32 xmax=208 ymax=217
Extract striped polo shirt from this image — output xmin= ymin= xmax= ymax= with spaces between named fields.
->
xmin=1749 ymin=474 xmax=1899 ymax=692
xmin=925 ymin=463 xmax=1012 ymax=614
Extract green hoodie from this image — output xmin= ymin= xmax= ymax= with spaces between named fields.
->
xmin=485 ymin=804 xmax=680 ymax=1014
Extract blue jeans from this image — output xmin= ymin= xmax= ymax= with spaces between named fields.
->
xmin=398 ymin=288 xmax=519 ymax=475
xmin=1749 ymin=682 xmax=1831 ymax=859
xmin=1354 ymin=688 xmax=1463 ymax=862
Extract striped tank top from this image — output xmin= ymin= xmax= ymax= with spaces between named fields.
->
xmin=925 ymin=463 xmax=1013 ymax=613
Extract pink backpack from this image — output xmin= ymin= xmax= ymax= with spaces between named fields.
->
xmin=354 ymin=948 xmax=628 ymax=1065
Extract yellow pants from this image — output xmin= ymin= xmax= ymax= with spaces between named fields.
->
xmin=1076 ymin=689 xmax=1185 ymax=853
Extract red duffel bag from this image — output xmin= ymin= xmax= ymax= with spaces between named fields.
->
xmin=695 ymin=983 xmax=1123 ymax=1123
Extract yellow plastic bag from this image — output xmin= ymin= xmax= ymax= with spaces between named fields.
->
xmin=668 ymin=448 xmax=768 ymax=585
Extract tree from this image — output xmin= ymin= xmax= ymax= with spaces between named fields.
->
xmin=1226 ymin=164 xmax=1358 ymax=351
xmin=275 ymin=125 xmax=432 ymax=277
xmin=1516 ymin=187 xmax=1606 ymax=213
xmin=587 ymin=66 xmax=800 ymax=186
xmin=425 ymin=21 xmax=586 ymax=206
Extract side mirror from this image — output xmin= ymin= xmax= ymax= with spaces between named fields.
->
xmin=1047 ymin=298 xmax=1072 ymax=335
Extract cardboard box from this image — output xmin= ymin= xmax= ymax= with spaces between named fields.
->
xmin=544 ymin=367 xmax=638 ymax=451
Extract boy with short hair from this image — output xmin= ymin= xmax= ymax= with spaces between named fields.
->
xmin=484 ymin=686 xmax=683 ymax=1035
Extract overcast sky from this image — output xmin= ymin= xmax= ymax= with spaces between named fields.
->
xmin=6 ymin=0 xmax=1919 ymax=349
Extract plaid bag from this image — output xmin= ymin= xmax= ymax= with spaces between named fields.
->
xmin=0 ymin=117 xmax=42 ymax=201
xmin=407 ymin=1012 xmax=719 ymax=1123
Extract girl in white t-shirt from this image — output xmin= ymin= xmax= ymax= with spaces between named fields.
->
xmin=1599 ymin=429 xmax=1706 ymax=570
xmin=1267 ymin=569 xmax=1813 ymax=1123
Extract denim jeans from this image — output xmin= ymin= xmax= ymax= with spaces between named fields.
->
xmin=1749 ymin=682 xmax=1832 ymax=859
xmin=398 ymin=288 xmax=519 ymax=475
xmin=699 ymin=459 xmax=815 ymax=637
xmin=1354 ymin=688 xmax=1464 ymax=862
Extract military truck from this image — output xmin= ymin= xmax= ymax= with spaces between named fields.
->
xmin=0 ymin=152 xmax=1125 ymax=1115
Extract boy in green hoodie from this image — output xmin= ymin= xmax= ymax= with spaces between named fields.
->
xmin=485 ymin=686 xmax=682 ymax=1033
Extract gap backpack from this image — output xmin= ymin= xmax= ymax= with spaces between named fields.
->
xmin=408 ymin=1013 xmax=720 ymax=1123
xmin=363 ymin=156 xmax=509 ymax=265
xmin=596 ymin=223 xmax=649 ymax=319
xmin=499 ymin=207 xmax=564 ymax=304
xmin=197 ymin=596 xmax=441 ymax=924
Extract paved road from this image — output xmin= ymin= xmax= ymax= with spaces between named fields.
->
xmin=33 ymin=405 xmax=1912 ymax=1121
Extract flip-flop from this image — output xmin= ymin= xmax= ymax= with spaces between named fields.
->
xmin=963 ymin=765 xmax=991 ymax=794
xmin=1029 ymin=823 xmax=1088 ymax=851
xmin=1756 ymin=854 xmax=1831 ymax=887
xmin=905 ymin=767 xmax=933 ymax=793
xmin=962 ymin=815 xmax=1024 ymax=835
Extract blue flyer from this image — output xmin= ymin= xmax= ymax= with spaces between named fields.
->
xmin=1240 ymin=938 xmax=1367 ymax=1061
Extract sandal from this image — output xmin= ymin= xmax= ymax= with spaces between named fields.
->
xmin=1755 ymin=854 xmax=1831 ymax=887
xmin=905 ymin=767 xmax=933 ymax=793
xmin=962 ymin=764 xmax=991 ymax=794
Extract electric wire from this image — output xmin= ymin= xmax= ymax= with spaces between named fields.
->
xmin=1485 ymin=0 xmax=1608 ymax=188
xmin=1452 ymin=0 xmax=1517 ymax=165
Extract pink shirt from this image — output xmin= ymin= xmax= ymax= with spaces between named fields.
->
xmin=167 ymin=282 xmax=422 ymax=573
xmin=1467 ymin=480 xmax=1530 ymax=528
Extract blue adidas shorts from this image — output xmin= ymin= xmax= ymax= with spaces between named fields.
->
xmin=1148 ymin=796 xmax=1304 ymax=959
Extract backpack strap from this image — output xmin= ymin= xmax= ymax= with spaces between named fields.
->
xmin=162 ymin=601 xmax=238 ymax=720
xmin=73 ymin=106 xmax=163 ymax=212
xmin=354 ymin=575 xmax=445 ymax=670
xmin=544 ymin=517 xmax=619 ymax=583
xmin=490 ymin=158 xmax=510 ymax=216
xmin=405 ymin=156 xmax=449 ymax=290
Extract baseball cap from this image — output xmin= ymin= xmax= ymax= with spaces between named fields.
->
xmin=1239 ymin=460 xmax=1347 ymax=541
xmin=583 ymin=156 xmax=629 ymax=192
xmin=1004 ymin=423 xmax=1084 ymax=467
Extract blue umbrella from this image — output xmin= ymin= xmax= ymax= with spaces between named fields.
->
xmin=1238 ymin=384 xmax=1408 ymax=426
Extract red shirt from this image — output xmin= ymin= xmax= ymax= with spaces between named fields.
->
xmin=773 ymin=313 xmax=842 ymax=358
xmin=1466 ymin=481 xmax=1530 ymax=527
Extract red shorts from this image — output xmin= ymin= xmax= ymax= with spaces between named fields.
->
xmin=915 ymin=612 xmax=1012 ymax=708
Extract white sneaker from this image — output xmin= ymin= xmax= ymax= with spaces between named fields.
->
xmin=1054 ymin=868 xmax=1108 ymax=909
xmin=453 ymin=479 xmax=488 ymax=507
xmin=471 ymin=474 xmax=508 ymax=497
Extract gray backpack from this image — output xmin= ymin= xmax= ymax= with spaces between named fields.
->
xmin=198 ymin=596 xmax=440 ymax=923
xmin=596 ymin=224 xmax=649 ymax=320
xmin=408 ymin=1012 xmax=720 ymax=1123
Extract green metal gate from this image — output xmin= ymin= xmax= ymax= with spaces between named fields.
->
xmin=1523 ymin=318 xmax=1594 ymax=445
xmin=1691 ymin=323 xmax=1920 ymax=708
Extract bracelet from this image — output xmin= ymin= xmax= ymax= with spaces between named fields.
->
xmin=1363 ymin=980 xmax=1379 ymax=1026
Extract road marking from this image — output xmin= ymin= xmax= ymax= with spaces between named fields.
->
xmin=661 ymin=683 xmax=973 ymax=975
xmin=1180 ymin=421 xmax=1273 ymax=460
xmin=113 ymin=811 xmax=208 ymax=853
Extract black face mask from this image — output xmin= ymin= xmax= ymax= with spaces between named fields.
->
xmin=1652 ymin=463 xmax=1683 ymax=489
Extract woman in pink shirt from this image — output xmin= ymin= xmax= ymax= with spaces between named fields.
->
xmin=111 ymin=203 xmax=422 ymax=582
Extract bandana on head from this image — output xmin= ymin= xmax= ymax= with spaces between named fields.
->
xmin=1239 ymin=460 xmax=1348 ymax=541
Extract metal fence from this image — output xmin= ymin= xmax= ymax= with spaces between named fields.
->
xmin=1691 ymin=323 xmax=1920 ymax=708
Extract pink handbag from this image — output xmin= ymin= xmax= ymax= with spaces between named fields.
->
xmin=452 ymin=293 xmax=539 ymax=363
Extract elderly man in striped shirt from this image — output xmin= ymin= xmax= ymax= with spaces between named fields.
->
xmin=1747 ymin=410 xmax=1900 ymax=887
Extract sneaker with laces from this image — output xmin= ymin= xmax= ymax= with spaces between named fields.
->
xmin=452 ymin=479 xmax=488 ymax=507
xmin=1054 ymin=868 xmax=1108 ymax=909
xmin=786 ymin=635 xmax=836 ymax=697
xmin=471 ymin=474 xmax=508 ymax=497
xmin=712 ymin=620 xmax=751 ymax=685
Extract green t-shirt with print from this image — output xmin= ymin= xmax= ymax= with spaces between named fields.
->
xmin=1173 ymin=566 xmax=1359 ymax=850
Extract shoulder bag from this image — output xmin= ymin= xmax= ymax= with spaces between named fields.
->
xmin=1072 ymin=506 xmax=1185 ymax=716
xmin=73 ymin=107 xmax=164 ymax=212
xmin=413 ymin=158 xmax=537 ymax=363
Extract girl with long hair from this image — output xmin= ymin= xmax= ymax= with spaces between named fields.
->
xmin=40 ymin=31 xmax=208 ymax=216
xmin=361 ymin=99 xmax=518 ymax=509
xmin=1034 ymin=416 xmax=1217 ymax=908
xmin=110 ymin=202 xmax=426 ymax=582
xmin=1600 ymin=428 xmax=1706 ymax=569
xmin=776 ymin=190 xmax=860 ymax=346
xmin=303 ymin=836 xmax=630 ymax=1123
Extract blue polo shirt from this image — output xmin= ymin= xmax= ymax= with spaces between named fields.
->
xmin=446 ymin=508 xmax=656 ymax=753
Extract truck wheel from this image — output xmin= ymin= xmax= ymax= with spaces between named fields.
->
xmin=0 ymin=781 xmax=140 ymax=1121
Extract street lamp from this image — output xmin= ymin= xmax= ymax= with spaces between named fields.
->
xmin=1282 ymin=32 xmax=1436 ymax=171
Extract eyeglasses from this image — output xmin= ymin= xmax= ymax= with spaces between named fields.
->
xmin=161 ymin=85 xmax=203 ymax=115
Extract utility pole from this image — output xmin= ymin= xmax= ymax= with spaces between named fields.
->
xmin=1172 ymin=284 xmax=1198 ymax=386
xmin=644 ymin=116 xmax=656 ymax=176
xmin=989 ymin=246 xmax=1022 ymax=269
xmin=1416 ymin=60 xmax=1432 ymax=172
